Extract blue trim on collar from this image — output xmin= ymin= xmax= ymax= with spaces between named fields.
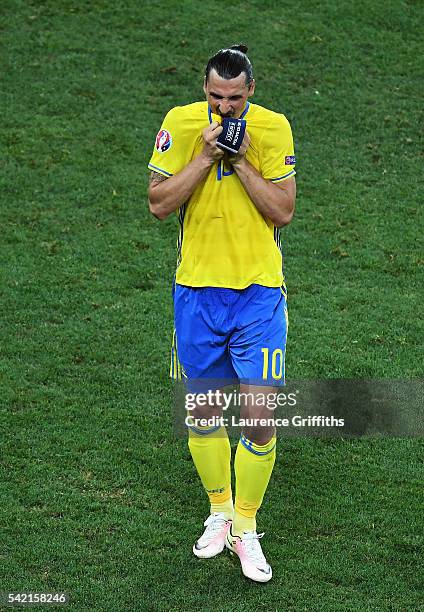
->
xmin=240 ymin=101 xmax=250 ymax=119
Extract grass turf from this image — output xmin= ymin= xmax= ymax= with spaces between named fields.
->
xmin=1 ymin=0 xmax=423 ymax=610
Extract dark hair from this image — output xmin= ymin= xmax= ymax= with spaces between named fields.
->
xmin=205 ymin=44 xmax=253 ymax=85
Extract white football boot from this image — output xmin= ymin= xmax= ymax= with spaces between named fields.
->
xmin=193 ymin=513 xmax=232 ymax=559
xmin=226 ymin=527 xmax=272 ymax=582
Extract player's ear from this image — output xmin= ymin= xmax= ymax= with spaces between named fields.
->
xmin=203 ymin=77 xmax=207 ymax=96
xmin=248 ymin=78 xmax=255 ymax=97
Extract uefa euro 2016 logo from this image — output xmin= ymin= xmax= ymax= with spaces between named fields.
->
xmin=155 ymin=129 xmax=172 ymax=153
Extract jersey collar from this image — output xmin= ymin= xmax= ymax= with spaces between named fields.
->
xmin=240 ymin=101 xmax=250 ymax=119
xmin=208 ymin=101 xmax=250 ymax=124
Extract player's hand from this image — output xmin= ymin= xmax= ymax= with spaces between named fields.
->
xmin=201 ymin=121 xmax=225 ymax=162
xmin=228 ymin=131 xmax=251 ymax=167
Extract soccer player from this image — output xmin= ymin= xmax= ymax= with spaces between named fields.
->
xmin=148 ymin=45 xmax=296 ymax=583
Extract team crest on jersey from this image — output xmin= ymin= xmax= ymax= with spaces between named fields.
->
xmin=155 ymin=129 xmax=172 ymax=153
xmin=285 ymin=155 xmax=296 ymax=165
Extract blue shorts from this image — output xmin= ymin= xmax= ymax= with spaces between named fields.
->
xmin=171 ymin=283 xmax=288 ymax=388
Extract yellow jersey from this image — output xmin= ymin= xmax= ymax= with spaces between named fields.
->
xmin=148 ymin=101 xmax=296 ymax=289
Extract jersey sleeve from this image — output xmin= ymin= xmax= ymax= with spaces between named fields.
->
xmin=148 ymin=107 xmax=192 ymax=177
xmin=259 ymin=113 xmax=296 ymax=183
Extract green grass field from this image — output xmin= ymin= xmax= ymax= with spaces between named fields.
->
xmin=1 ymin=1 xmax=423 ymax=610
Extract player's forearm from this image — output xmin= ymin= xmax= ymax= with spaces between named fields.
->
xmin=148 ymin=154 xmax=214 ymax=220
xmin=232 ymin=158 xmax=295 ymax=227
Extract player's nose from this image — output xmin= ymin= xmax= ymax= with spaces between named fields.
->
xmin=218 ymin=101 xmax=232 ymax=116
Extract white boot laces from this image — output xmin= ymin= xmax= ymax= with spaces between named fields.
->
xmin=201 ymin=513 xmax=227 ymax=543
xmin=242 ymin=531 xmax=267 ymax=566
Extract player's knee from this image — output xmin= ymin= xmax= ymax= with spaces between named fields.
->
xmin=188 ymin=405 xmax=222 ymax=421
xmin=242 ymin=426 xmax=276 ymax=446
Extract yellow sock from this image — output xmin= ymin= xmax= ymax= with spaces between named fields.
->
xmin=188 ymin=424 xmax=233 ymax=520
xmin=233 ymin=434 xmax=276 ymax=536
xmin=210 ymin=495 xmax=234 ymax=519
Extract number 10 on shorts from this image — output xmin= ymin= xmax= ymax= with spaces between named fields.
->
xmin=261 ymin=348 xmax=284 ymax=380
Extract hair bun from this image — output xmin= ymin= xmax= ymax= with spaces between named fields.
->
xmin=230 ymin=44 xmax=248 ymax=54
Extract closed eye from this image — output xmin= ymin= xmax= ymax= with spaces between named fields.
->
xmin=209 ymin=92 xmax=243 ymax=101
